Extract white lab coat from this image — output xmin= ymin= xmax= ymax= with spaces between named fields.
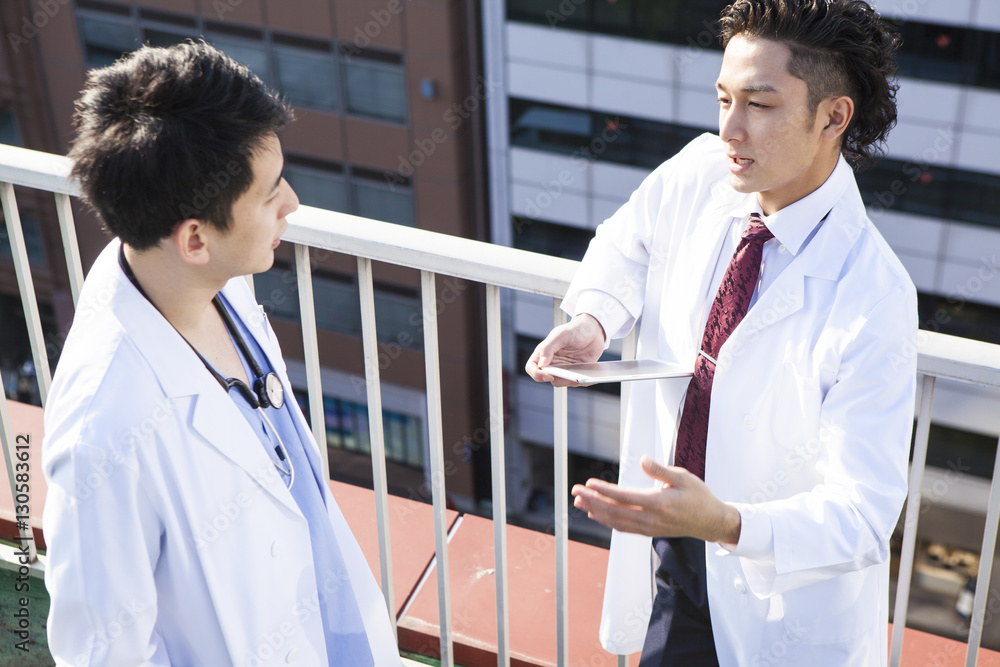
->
xmin=562 ymin=135 xmax=918 ymax=666
xmin=42 ymin=240 xmax=401 ymax=666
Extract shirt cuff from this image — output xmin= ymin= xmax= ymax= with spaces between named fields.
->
xmin=566 ymin=290 xmax=632 ymax=349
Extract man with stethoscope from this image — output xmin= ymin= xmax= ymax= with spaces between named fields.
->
xmin=42 ymin=41 xmax=401 ymax=666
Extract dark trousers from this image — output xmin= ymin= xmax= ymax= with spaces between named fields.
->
xmin=639 ymin=537 xmax=720 ymax=667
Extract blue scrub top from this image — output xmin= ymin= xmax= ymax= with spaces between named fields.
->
xmin=217 ymin=295 xmax=374 ymax=667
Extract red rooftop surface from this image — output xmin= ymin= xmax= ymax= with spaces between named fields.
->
xmin=2 ymin=399 xmax=999 ymax=666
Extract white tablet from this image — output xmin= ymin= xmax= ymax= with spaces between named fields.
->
xmin=541 ymin=359 xmax=693 ymax=384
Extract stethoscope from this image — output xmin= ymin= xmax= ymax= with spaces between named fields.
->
xmin=119 ymin=246 xmax=294 ymax=486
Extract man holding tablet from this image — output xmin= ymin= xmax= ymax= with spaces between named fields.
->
xmin=526 ymin=1 xmax=916 ymax=665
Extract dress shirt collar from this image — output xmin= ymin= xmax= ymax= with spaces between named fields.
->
xmin=715 ymin=154 xmax=853 ymax=255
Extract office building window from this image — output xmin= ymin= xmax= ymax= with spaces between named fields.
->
xmin=343 ymin=55 xmax=407 ymax=123
xmin=353 ymin=178 xmax=415 ymax=227
xmin=79 ymin=13 xmax=135 ymax=67
xmin=274 ymin=43 xmax=338 ymax=111
xmin=142 ymin=27 xmax=189 ymax=48
xmin=512 ymin=216 xmax=593 ymax=261
xmin=507 ymin=0 xmax=726 ymax=43
xmin=0 ymin=109 xmax=21 ymax=146
xmin=510 ymin=98 xmax=704 ymax=170
xmin=293 ymin=389 xmax=424 ymax=468
xmin=0 ymin=215 xmax=47 ymax=266
xmin=857 ymin=159 xmax=1000 ymax=229
xmin=508 ymin=2 xmax=1000 ymax=93
xmin=312 ymin=275 xmax=363 ymax=337
xmin=257 ymin=263 xmax=423 ymax=350
xmin=921 ymin=424 xmax=996 ymax=482
xmin=207 ymin=31 xmax=271 ymax=84
xmin=894 ymin=20 xmax=1000 ymax=91
xmin=284 ymin=157 xmax=415 ymax=227
xmin=76 ymin=4 xmax=407 ymax=122
xmin=510 ymin=97 xmax=1000 ymax=232
xmin=918 ymin=293 xmax=1000 ymax=345
xmin=284 ymin=162 xmax=350 ymax=213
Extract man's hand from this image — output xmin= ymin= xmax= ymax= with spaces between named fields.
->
xmin=525 ymin=313 xmax=606 ymax=387
xmin=571 ymin=456 xmax=742 ymax=546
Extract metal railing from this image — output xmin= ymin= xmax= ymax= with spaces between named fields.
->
xmin=1 ymin=143 xmax=999 ymax=667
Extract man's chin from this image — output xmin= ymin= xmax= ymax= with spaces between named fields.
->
xmin=728 ymin=174 xmax=756 ymax=194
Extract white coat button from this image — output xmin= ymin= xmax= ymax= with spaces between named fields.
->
xmin=271 ymin=540 xmax=281 ymax=557
xmin=743 ymin=415 xmax=756 ymax=431
xmin=734 ymin=579 xmax=747 ymax=594
xmin=286 ymin=648 xmax=299 ymax=663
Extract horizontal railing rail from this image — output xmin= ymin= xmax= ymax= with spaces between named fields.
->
xmin=0 ymin=143 xmax=999 ymax=666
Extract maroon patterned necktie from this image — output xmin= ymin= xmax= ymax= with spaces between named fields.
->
xmin=673 ymin=214 xmax=773 ymax=480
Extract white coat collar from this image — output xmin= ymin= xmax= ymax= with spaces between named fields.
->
xmin=714 ymin=156 xmax=868 ymax=344
xmin=711 ymin=154 xmax=856 ymax=258
xmin=90 ymin=239 xmax=301 ymax=515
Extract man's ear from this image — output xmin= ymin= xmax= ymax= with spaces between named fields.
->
xmin=821 ymin=95 xmax=854 ymax=142
xmin=170 ymin=218 xmax=211 ymax=266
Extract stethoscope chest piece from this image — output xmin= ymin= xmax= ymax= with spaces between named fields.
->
xmin=257 ymin=372 xmax=285 ymax=410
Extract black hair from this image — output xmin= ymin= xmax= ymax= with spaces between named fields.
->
xmin=69 ymin=40 xmax=293 ymax=250
xmin=719 ymin=0 xmax=901 ymax=170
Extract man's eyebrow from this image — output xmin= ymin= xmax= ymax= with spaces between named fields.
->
xmin=716 ymin=81 xmax=779 ymax=94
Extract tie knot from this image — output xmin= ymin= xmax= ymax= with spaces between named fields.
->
xmin=744 ymin=213 xmax=774 ymax=244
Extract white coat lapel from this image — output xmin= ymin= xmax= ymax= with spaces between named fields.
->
xmin=734 ymin=204 xmax=862 ymax=346
xmin=102 ymin=247 xmax=301 ymax=515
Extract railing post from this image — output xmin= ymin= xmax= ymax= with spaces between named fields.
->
xmin=965 ymin=432 xmax=1000 ymax=666
xmin=53 ymin=192 xmax=84 ymax=306
xmin=0 ymin=182 xmax=51 ymax=405
xmin=889 ymin=374 xmax=936 ymax=667
xmin=486 ymin=283 xmax=510 ymax=667
xmin=357 ymin=256 xmax=396 ymax=636
xmin=618 ymin=329 xmax=636 ymax=667
xmin=421 ymin=271 xmax=454 ymax=667
xmin=294 ymin=244 xmax=328 ymax=475
xmin=553 ymin=301 xmax=569 ymax=667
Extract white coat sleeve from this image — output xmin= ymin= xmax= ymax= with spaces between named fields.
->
xmin=561 ymin=136 xmax=714 ymax=341
xmin=727 ymin=284 xmax=918 ymax=597
xmin=43 ymin=436 xmax=169 ymax=666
